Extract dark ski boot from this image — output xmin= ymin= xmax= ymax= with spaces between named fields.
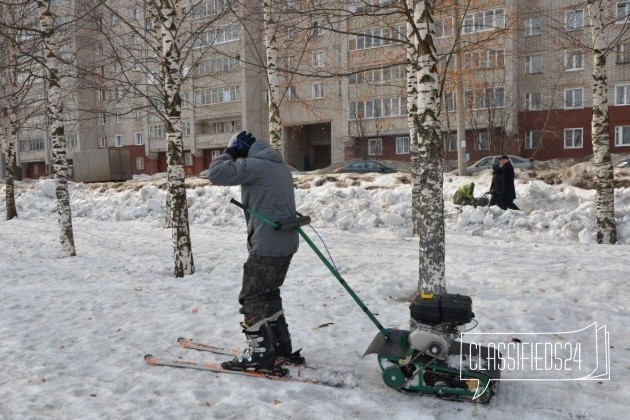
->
xmin=268 ymin=310 xmax=305 ymax=365
xmin=222 ymin=319 xmax=285 ymax=374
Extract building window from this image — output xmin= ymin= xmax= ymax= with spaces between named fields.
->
xmin=66 ymin=132 xmax=77 ymax=148
xmin=115 ymin=112 xmax=122 ymax=123
xmin=445 ymin=132 xmax=457 ymax=151
xmin=564 ymin=9 xmax=584 ymax=31
xmin=617 ymin=2 xmax=630 ymax=23
xmin=525 ymin=16 xmax=542 ymax=36
xmin=565 ymin=9 xmax=584 ymax=30
xmin=194 ymin=23 xmax=240 ymax=48
xmin=312 ymin=82 xmax=324 ymax=99
xmin=471 ymin=87 xmax=504 ymax=109
xmin=184 ymin=152 xmax=193 ymax=167
xmin=478 ymin=132 xmax=490 ymax=151
xmin=114 ymin=134 xmax=123 ymax=147
xmin=286 ymin=85 xmax=297 ymax=101
xmin=312 ymin=20 xmax=323 ymax=36
xmin=525 ymin=55 xmax=542 ymax=74
xmin=136 ymin=156 xmax=145 ymax=170
xmin=194 ymin=56 xmax=238 ymax=75
xmin=617 ymin=43 xmax=630 ymax=63
xmin=564 ymin=128 xmax=583 ymax=149
xmin=135 ymin=132 xmax=144 ymax=145
xmin=98 ymin=89 xmax=106 ymax=100
xmin=484 ymin=49 xmax=505 ymax=68
xmin=348 ymin=26 xmax=404 ymax=51
xmin=195 ymin=86 xmax=241 ymax=104
xmin=435 ymin=17 xmax=453 ymax=38
xmin=564 ymin=88 xmax=584 ymax=109
xmin=526 ymin=130 xmax=542 ymax=149
xmin=98 ymin=113 xmax=107 ymax=125
xmin=565 ymin=50 xmax=583 ymax=71
xmin=349 ymin=65 xmax=405 ymax=84
xmin=615 ymin=126 xmax=630 ymax=146
xmin=149 ymin=125 xmax=164 ymax=138
xmin=462 ymin=8 xmax=505 ymax=34
xmin=615 ymin=84 xmax=630 ymax=105
xmin=368 ymin=138 xmax=382 ymax=156
xmin=182 ymin=121 xmax=191 ymax=136
xmin=444 ymin=92 xmax=455 ymax=111
xmin=349 ymin=97 xmax=405 ymax=120
xmin=525 ymin=92 xmax=542 ymax=110
xmin=100 ymin=137 xmax=107 ymax=147
xmin=396 ymin=136 xmax=410 ymax=154
xmin=313 ymin=51 xmax=324 ymax=67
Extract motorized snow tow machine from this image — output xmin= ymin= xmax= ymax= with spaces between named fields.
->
xmin=230 ymin=199 xmax=501 ymax=403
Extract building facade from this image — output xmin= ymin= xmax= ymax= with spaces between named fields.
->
xmin=3 ymin=0 xmax=630 ymax=179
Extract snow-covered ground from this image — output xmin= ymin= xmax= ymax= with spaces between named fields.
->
xmin=0 ymin=171 xmax=629 ymax=419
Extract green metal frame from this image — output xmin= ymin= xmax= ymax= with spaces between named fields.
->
xmin=230 ymin=199 xmax=388 ymax=336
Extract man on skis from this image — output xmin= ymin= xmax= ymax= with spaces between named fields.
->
xmin=207 ymin=131 xmax=303 ymax=373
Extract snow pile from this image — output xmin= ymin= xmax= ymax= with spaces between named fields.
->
xmin=2 ymin=172 xmax=629 ymax=244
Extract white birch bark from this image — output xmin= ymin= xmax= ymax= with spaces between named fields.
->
xmin=264 ymin=0 xmax=283 ymax=153
xmin=406 ymin=0 xmax=421 ymax=236
xmin=4 ymin=16 xmax=19 ymax=220
xmin=411 ymin=0 xmax=445 ymax=293
xmin=588 ymin=0 xmax=617 ymax=244
xmin=148 ymin=0 xmax=195 ymax=277
xmin=36 ymin=0 xmax=76 ymax=257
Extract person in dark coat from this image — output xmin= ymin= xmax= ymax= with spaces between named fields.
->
xmin=208 ymin=131 xmax=303 ymax=372
xmin=488 ymin=163 xmax=505 ymax=208
xmin=499 ymin=155 xmax=519 ymax=210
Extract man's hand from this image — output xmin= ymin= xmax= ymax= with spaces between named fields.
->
xmin=225 ymin=131 xmax=256 ymax=159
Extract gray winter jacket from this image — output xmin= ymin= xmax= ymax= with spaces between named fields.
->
xmin=207 ymin=139 xmax=299 ymax=257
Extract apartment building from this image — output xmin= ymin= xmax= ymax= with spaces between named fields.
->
xmin=3 ymin=0 xmax=630 ymax=179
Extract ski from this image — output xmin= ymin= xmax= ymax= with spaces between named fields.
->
xmin=144 ymin=354 xmax=347 ymax=388
xmin=177 ymin=338 xmax=238 ymax=356
xmin=177 ymin=337 xmax=314 ymax=368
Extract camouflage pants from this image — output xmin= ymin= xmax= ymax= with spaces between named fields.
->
xmin=238 ymin=254 xmax=293 ymax=325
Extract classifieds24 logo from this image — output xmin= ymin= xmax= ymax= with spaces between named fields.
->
xmin=460 ymin=322 xmax=610 ymax=400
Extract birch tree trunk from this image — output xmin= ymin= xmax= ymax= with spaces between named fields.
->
xmin=37 ymin=0 xmax=76 ymax=257
xmin=3 ymin=126 xmax=18 ymax=221
xmin=148 ymin=0 xmax=195 ymax=277
xmin=264 ymin=0 xmax=283 ymax=153
xmin=4 ymin=22 xmax=19 ymax=220
xmin=411 ymin=0 xmax=445 ymax=293
xmin=588 ymin=0 xmax=617 ymax=244
xmin=405 ymin=0 xmax=421 ymax=236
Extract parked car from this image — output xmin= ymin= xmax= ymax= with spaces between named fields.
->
xmin=466 ymin=155 xmax=533 ymax=174
xmin=334 ymin=160 xmax=399 ymax=174
xmin=616 ymin=157 xmax=630 ymax=168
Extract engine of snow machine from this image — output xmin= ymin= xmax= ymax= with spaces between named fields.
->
xmin=408 ymin=292 xmax=474 ymax=358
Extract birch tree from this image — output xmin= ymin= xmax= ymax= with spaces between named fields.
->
xmin=407 ymin=0 xmax=445 ymax=293
xmin=147 ymin=0 xmax=195 ymax=277
xmin=36 ymin=0 xmax=76 ymax=257
xmin=263 ymin=0 xmax=283 ymax=152
xmin=587 ymin=0 xmax=617 ymax=244
xmin=0 ymin=3 xmax=23 ymax=221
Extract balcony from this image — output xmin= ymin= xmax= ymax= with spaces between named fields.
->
xmin=195 ymin=132 xmax=232 ymax=149
xmin=18 ymin=150 xmax=46 ymax=162
xmin=148 ymin=136 xmax=194 ymax=152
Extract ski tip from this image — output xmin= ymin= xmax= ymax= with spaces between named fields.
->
xmin=144 ymin=354 xmax=155 ymax=361
xmin=177 ymin=337 xmax=187 ymax=343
